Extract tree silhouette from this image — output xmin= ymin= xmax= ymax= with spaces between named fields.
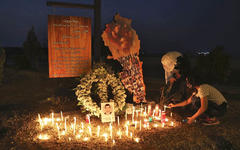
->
xmin=194 ymin=45 xmax=230 ymax=83
xmin=23 ymin=26 xmax=43 ymax=69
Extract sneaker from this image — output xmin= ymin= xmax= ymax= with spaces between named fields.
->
xmin=202 ymin=118 xmax=220 ymax=126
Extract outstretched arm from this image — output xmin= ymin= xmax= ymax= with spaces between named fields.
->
xmin=168 ymin=95 xmax=193 ymax=108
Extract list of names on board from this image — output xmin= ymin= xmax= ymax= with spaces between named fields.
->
xmin=48 ymin=15 xmax=91 ymax=78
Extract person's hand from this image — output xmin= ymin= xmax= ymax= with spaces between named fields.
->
xmin=107 ymin=56 xmax=113 ymax=59
xmin=187 ymin=117 xmax=195 ymax=124
xmin=169 ymin=77 xmax=176 ymax=84
xmin=168 ymin=103 xmax=175 ymax=108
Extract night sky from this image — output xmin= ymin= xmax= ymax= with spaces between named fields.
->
xmin=0 ymin=0 xmax=239 ymax=56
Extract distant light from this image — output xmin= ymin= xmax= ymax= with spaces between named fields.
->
xmin=197 ymin=52 xmax=210 ymax=55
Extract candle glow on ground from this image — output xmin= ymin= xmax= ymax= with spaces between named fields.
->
xmin=35 ymin=106 xmax=179 ymax=144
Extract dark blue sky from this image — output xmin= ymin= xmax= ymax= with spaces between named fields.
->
xmin=0 ymin=0 xmax=239 ymax=56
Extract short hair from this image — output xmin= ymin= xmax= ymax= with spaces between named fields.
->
xmin=105 ymin=104 xmax=111 ymax=107
xmin=174 ymin=54 xmax=191 ymax=77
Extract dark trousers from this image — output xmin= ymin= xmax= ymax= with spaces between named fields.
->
xmin=192 ymin=96 xmax=227 ymax=118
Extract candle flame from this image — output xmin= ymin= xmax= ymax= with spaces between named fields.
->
xmin=76 ymin=134 xmax=81 ymax=139
xmin=88 ymin=126 xmax=92 ymax=136
xmin=61 ymin=131 xmax=66 ymax=135
xmin=102 ymin=133 xmax=108 ymax=141
xmin=38 ymin=134 xmax=50 ymax=140
xmin=134 ymin=137 xmax=140 ymax=143
xmin=97 ymin=125 xmax=100 ymax=137
xmin=83 ymin=137 xmax=89 ymax=141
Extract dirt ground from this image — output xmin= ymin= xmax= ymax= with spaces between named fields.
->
xmin=0 ymin=63 xmax=240 ymax=150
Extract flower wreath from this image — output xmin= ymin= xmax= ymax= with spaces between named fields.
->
xmin=75 ymin=66 xmax=126 ymax=117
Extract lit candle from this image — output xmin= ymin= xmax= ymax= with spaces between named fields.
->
xmin=60 ymin=111 xmax=63 ymax=121
xmin=38 ymin=114 xmax=43 ymax=131
xmin=73 ymin=117 xmax=76 ymax=135
xmin=79 ymin=129 xmax=83 ymax=133
xmin=38 ymin=134 xmax=50 ymax=140
xmin=161 ymin=111 xmax=166 ymax=123
xmin=125 ymin=111 xmax=127 ymax=120
xmin=88 ymin=126 xmax=92 ymax=136
xmin=170 ymin=112 xmax=173 ymax=117
xmin=38 ymin=113 xmax=42 ymax=122
xmin=140 ymin=120 xmax=142 ymax=131
xmin=132 ymin=106 xmax=135 ymax=123
xmin=117 ymin=129 xmax=122 ymax=139
xmin=171 ymin=121 xmax=174 ymax=126
xmin=76 ymin=134 xmax=81 ymax=139
xmin=109 ymin=123 xmax=113 ymax=139
xmin=147 ymin=123 xmax=149 ymax=129
xmin=102 ymin=133 xmax=108 ymax=142
xmin=159 ymin=109 xmax=162 ymax=118
xmin=152 ymin=110 xmax=155 ymax=117
xmin=134 ymin=137 xmax=140 ymax=143
xmin=162 ymin=122 xmax=165 ymax=128
xmin=143 ymin=124 xmax=147 ymax=128
xmin=112 ymin=139 xmax=115 ymax=145
xmin=117 ymin=116 xmax=120 ymax=126
xmin=148 ymin=105 xmax=151 ymax=116
xmin=130 ymin=132 xmax=133 ymax=139
xmin=64 ymin=117 xmax=67 ymax=132
xmin=61 ymin=131 xmax=65 ymax=135
xmin=155 ymin=104 xmax=159 ymax=116
xmin=56 ymin=123 xmax=60 ymax=139
xmin=164 ymin=105 xmax=167 ymax=112
xmin=81 ymin=122 xmax=84 ymax=130
xmin=97 ymin=125 xmax=100 ymax=137
xmin=143 ymin=111 xmax=147 ymax=118
xmin=83 ymin=137 xmax=89 ymax=141
xmin=43 ymin=118 xmax=50 ymax=125
xmin=125 ymin=125 xmax=128 ymax=136
xmin=51 ymin=112 xmax=54 ymax=125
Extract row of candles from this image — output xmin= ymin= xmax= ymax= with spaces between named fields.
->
xmin=36 ymin=104 xmax=176 ymax=144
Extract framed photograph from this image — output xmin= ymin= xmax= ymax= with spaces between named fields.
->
xmin=101 ymin=102 xmax=115 ymax=123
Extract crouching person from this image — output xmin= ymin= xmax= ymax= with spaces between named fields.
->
xmin=168 ymin=75 xmax=227 ymax=125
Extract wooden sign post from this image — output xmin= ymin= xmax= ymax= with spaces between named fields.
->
xmin=48 ymin=15 xmax=91 ymax=78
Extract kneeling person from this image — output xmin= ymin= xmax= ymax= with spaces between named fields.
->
xmin=168 ymin=76 xmax=227 ymax=125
